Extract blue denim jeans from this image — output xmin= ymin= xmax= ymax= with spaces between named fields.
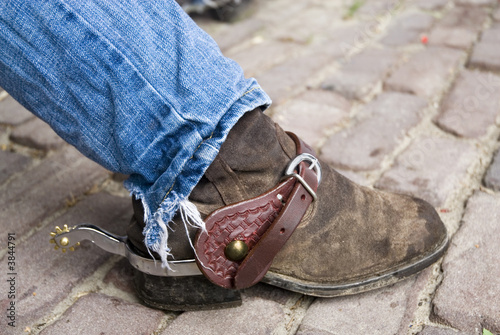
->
xmin=0 ymin=0 xmax=271 ymax=264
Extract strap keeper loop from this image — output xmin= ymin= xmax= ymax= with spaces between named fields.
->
xmin=282 ymin=173 xmax=318 ymax=202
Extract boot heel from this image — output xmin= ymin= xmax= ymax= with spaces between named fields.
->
xmin=133 ymin=269 xmax=242 ymax=311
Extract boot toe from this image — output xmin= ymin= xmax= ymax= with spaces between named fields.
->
xmin=404 ymin=196 xmax=448 ymax=262
xmin=265 ymin=166 xmax=449 ymax=297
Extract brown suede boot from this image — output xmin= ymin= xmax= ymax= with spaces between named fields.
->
xmin=127 ymin=108 xmax=448 ymax=310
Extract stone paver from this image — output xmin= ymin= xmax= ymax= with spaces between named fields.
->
xmin=0 ymin=150 xmax=31 ymax=185
xmin=385 ymin=47 xmax=464 ymax=98
xmin=432 ymin=191 xmax=500 ymax=334
xmin=103 ymin=258 xmax=136 ymax=295
xmin=253 ymin=0 xmax=309 ymax=26
xmin=297 ymin=267 xmax=435 ymax=335
xmin=356 ymin=0 xmax=401 ymax=17
xmin=322 ymin=48 xmax=399 ymax=100
xmin=256 ymin=52 xmax=330 ymax=104
xmin=10 ymin=117 xmax=65 ymax=150
xmin=475 ymin=23 xmax=500 ymax=44
xmin=214 ymin=18 xmax=264 ymax=52
xmin=455 ymin=0 xmax=496 ymax=7
xmin=376 ymin=135 xmax=477 ymax=207
xmin=427 ymin=7 xmax=489 ymax=51
xmin=380 ymin=11 xmax=435 ymax=47
xmin=0 ymin=146 xmax=108 ymax=245
xmin=469 ymin=24 xmax=500 ymax=72
xmin=435 ymin=70 xmax=500 ymax=138
xmin=484 ymin=149 xmax=500 ymax=191
xmin=272 ymin=89 xmax=350 ymax=148
xmin=427 ymin=27 xmax=477 ymax=50
xmin=161 ymin=285 xmax=298 ymax=335
xmin=227 ymin=39 xmax=301 ymax=77
xmin=494 ymin=7 xmax=500 ymax=21
xmin=419 ymin=326 xmax=470 ymax=335
xmin=0 ymin=193 xmax=131 ymax=333
xmin=40 ymin=293 xmax=164 ymax=335
xmin=438 ymin=6 xmax=489 ymax=31
xmin=271 ymin=5 xmax=342 ymax=45
xmin=0 ymin=96 xmax=34 ymax=126
xmin=309 ymin=23 xmax=368 ymax=61
xmin=321 ymin=92 xmax=426 ymax=171
xmin=415 ymin=0 xmax=448 ymax=11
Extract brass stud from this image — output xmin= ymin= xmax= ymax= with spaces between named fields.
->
xmin=60 ymin=237 xmax=69 ymax=246
xmin=224 ymin=240 xmax=248 ymax=262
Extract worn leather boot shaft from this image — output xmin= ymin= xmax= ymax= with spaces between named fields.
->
xmin=128 ymin=108 xmax=447 ymax=289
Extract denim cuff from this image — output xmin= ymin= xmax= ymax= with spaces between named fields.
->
xmin=124 ymin=84 xmax=271 ymax=265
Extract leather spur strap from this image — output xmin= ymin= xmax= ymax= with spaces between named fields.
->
xmin=194 ymin=133 xmax=320 ymax=289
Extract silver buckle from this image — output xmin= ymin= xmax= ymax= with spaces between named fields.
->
xmin=283 ymin=153 xmax=321 ymax=201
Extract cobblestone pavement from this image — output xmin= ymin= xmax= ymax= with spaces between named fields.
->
xmin=1 ymin=0 xmax=500 ymax=334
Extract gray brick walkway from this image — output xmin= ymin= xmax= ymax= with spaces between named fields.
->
xmin=1 ymin=0 xmax=500 ymax=334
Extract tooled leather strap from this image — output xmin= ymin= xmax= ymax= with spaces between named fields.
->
xmin=194 ymin=133 xmax=320 ymax=289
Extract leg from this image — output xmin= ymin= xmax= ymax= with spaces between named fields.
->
xmin=0 ymin=0 xmax=271 ymax=262
xmin=128 ymin=108 xmax=448 ymax=308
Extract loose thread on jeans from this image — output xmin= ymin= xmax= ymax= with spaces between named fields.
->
xmin=190 ymin=131 xmax=214 ymax=160
xmin=242 ymin=86 xmax=261 ymax=97
xmin=159 ymin=182 xmax=177 ymax=207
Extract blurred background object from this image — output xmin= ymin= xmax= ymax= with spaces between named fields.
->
xmin=176 ymin=0 xmax=255 ymax=22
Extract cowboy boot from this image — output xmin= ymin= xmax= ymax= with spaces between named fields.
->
xmin=127 ymin=108 xmax=448 ymax=310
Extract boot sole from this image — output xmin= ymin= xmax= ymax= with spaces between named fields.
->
xmin=262 ymin=234 xmax=449 ymax=297
xmin=133 ymin=270 xmax=242 ymax=311
xmin=131 ymin=235 xmax=448 ymax=310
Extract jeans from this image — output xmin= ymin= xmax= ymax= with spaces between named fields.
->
xmin=0 ymin=0 xmax=271 ymax=264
